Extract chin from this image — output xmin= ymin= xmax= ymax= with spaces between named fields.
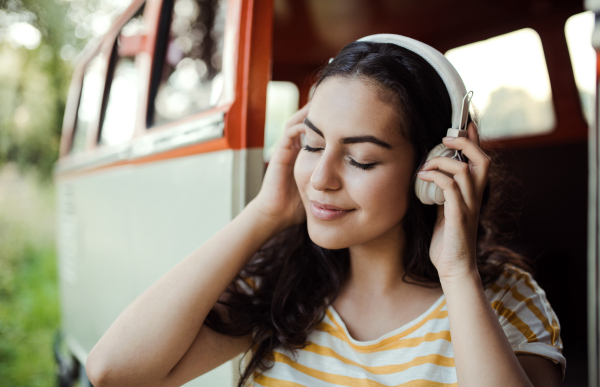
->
xmin=306 ymin=219 xmax=360 ymax=250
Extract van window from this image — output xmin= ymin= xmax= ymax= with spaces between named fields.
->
xmin=565 ymin=11 xmax=595 ymax=125
xmin=98 ymin=4 xmax=146 ymax=146
xmin=263 ymin=81 xmax=300 ymax=162
xmin=445 ymin=28 xmax=555 ymax=139
xmin=149 ymin=0 xmax=228 ymax=126
xmin=72 ymin=54 xmax=106 ymax=153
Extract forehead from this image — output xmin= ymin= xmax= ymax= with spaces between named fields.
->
xmin=308 ymin=76 xmax=403 ymax=144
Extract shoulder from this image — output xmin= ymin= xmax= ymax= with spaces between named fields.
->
xmin=483 ymin=263 xmax=558 ymax=337
xmin=483 ymin=264 xmax=553 ymax=317
xmin=483 ymin=264 xmax=566 ymax=380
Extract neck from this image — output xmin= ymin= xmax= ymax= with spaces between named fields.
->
xmin=345 ymin=223 xmax=407 ymax=297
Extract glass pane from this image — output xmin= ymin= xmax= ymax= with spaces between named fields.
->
xmin=99 ymin=5 xmax=145 ymax=147
xmin=72 ymin=54 xmax=105 ymax=153
xmin=445 ymin=28 xmax=555 ymax=139
xmin=263 ymin=81 xmax=300 ymax=162
xmin=152 ymin=0 xmax=228 ymax=125
xmin=100 ymin=58 xmax=139 ymax=146
xmin=566 ymin=11 xmax=595 ymax=125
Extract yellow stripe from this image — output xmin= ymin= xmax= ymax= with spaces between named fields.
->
xmin=550 ymin=317 xmax=560 ymax=347
xmin=270 ymin=351 xmax=458 ymax=387
xmin=321 ymin=300 xmax=447 ymax=352
xmin=253 ymin=373 xmax=307 ymax=387
xmin=491 ymin=300 xmax=538 ymax=342
xmin=242 ymin=276 xmax=257 ymax=290
xmin=300 ymin=342 xmax=454 ymax=374
xmin=499 ymin=268 xmax=560 ymax=345
xmin=315 ymin=322 xmax=452 ymax=353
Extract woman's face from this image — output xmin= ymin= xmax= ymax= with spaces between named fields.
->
xmin=294 ymin=76 xmax=416 ymax=250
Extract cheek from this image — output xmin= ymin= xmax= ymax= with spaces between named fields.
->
xmin=294 ymin=152 xmax=312 ymax=198
xmin=350 ymin=168 xmax=412 ymax=218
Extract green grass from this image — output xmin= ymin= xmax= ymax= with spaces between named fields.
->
xmin=0 ymin=164 xmax=60 ymax=387
xmin=0 ymin=246 xmax=60 ymax=386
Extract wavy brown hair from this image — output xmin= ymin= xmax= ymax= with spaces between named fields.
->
xmin=205 ymin=41 xmax=533 ymax=386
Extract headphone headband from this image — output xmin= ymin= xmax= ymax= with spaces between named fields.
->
xmin=356 ymin=34 xmax=469 ymax=131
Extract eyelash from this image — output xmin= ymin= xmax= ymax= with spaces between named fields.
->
xmin=302 ymin=145 xmax=378 ymax=171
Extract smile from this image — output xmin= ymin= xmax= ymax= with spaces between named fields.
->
xmin=310 ymin=201 xmax=355 ymax=220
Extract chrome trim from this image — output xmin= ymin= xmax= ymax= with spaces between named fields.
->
xmin=55 ymin=112 xmax=225 ymax=175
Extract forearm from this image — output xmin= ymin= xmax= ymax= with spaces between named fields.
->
xmin=440 ymin=270 xmax=533 ymax=387
xmin=86 ymin=201 xmax=284 ymax=385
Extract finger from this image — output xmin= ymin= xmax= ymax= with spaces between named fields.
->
xmin=420 ymin=156 xmax=475 ymax=210
xmin=468 ymin=121 xmax=480 ymax=147
xmin=441 ymin=136 xmax=491 ymax=196
xmin=441 ymin=136 xmax=489 ymax=168
xmin=272 ymin=122 xmax=307 ymax=163
xmin=285 ymin=101 xmax=311 ymax=129
xmin=417 ymin=169 xmax=468 ymax=212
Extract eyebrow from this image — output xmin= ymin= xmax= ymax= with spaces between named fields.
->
xmin=303 ymin=117 xmax=392 ymax=149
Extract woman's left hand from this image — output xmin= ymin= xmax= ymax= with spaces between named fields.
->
xmin=416 ymin=122 xmax=491 ymax=280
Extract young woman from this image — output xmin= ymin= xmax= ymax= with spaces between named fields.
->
xmin=86 ymin=34 xmax=565 ymax=387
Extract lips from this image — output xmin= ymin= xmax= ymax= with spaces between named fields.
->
xmin=310 ymin=201 xmax=354 ymax=221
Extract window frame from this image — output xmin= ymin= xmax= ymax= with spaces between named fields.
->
xmin=439 ymin=19 xmax=587 ymax=149
xmin=146 ymin=0 xmax=231 ymax=130
xmin=444 ymin=27 xmax=558 ymax=141
xmin=97 ymin=2 xmax=147 ymax=147
xmin=68 ymin=48 xmax=110 ymax=155
xmin=564 ymin=10 xmax=595 ymax=127
xmin=56 ymin=0 xmax=270 ymax=173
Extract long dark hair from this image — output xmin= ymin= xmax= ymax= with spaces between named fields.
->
xmin=205 ymin=41 xmax=532 ymax=386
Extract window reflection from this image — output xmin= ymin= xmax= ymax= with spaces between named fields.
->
xmin=565 ymin=11 xmax=595 ymax=125
xmin=99 ymin=4 xmax=145 ymax=147
xmin=446 ymin=28 xmax=555 ymax=139
xmin=72 ymin=54 xmax=105 ymax=153
xmin=152 ymin=0 xmax=228 ymax=125
xmin=263 ymin=82 xmax=300 ymax=162
xmin=100 ymin=58 xmax=139 ymax=146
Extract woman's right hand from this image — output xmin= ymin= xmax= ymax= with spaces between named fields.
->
xmin=250 ymin=101 xmax=310 ymax=231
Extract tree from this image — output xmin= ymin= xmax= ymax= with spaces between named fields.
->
xmin=0 ymin=0 xmax=132 ymax=179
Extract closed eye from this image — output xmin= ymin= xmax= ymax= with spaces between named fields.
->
xmin=303 ymin=145 xmax=323 ymax=153
xmin=349 ymin=158 xmax=378 ymax=170
xmin=302 ymin=145 xmax=379 ymax=171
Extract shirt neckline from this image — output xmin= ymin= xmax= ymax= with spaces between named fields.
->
xmin=326 ymin=293 xmax=446 ymax=346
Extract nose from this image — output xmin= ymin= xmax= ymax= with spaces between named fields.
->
xmin=310 ymin=149 xmax=342 ymax=191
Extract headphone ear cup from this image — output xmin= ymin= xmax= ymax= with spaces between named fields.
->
xmin=414 ymin=143 xmax=456 ymax=205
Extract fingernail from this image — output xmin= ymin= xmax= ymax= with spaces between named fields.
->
xmin=418 ymin=170 xmax=427 ymax=175
xmin=423 ymin=161 xmax=428 ymax=167
xmin=443 ymin=137 xmax=454 ymax=141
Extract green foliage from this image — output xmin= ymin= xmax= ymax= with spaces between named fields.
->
xmin=0 ymin=0 xmax=134 ymax=179
xmin=0 ymin=1 xmax=135 ymax=383
xmin=0 ymin=247 xmax=60 ymax=386
xmin=0 ymin=0 xmax=73 ymax=181
xmin=0 ymin=165 xmax=60 ymax=386
xmin=0 ymin=44 xmax=68 ymax=180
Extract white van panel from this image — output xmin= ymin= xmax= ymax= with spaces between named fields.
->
xmin=57 ymin=147 xmax=264 ymax=386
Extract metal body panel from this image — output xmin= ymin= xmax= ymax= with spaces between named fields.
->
xmin=57 ymin=148 xmax=263 ymax=386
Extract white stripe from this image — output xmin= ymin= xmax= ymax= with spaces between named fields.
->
xmin=256 ymin=265 xmax=563 ymax=385
xmin=303 ymin=333 xmax=454 ymax=365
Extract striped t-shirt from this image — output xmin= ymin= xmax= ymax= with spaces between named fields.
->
xmin=250 ymin=264 xmax=565 ymax=386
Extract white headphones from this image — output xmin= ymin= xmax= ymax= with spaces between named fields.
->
xmin=356 ymin=34 xmax=473 ymax=205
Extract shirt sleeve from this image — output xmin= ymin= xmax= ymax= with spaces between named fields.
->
xmin=484 ymin=264 xmax=566 ymax=381
xmin=236 ymin=274 xmax=260 ymax=294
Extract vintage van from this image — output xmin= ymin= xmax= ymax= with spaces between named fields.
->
xmin=54 ymin=0 xmax=593 ymax=385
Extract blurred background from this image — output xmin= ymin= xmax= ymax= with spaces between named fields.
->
xmin=0 ymin=0 xmax=595 ymax=386
xmin=0 ymin=0 xmax=136 ymax=385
